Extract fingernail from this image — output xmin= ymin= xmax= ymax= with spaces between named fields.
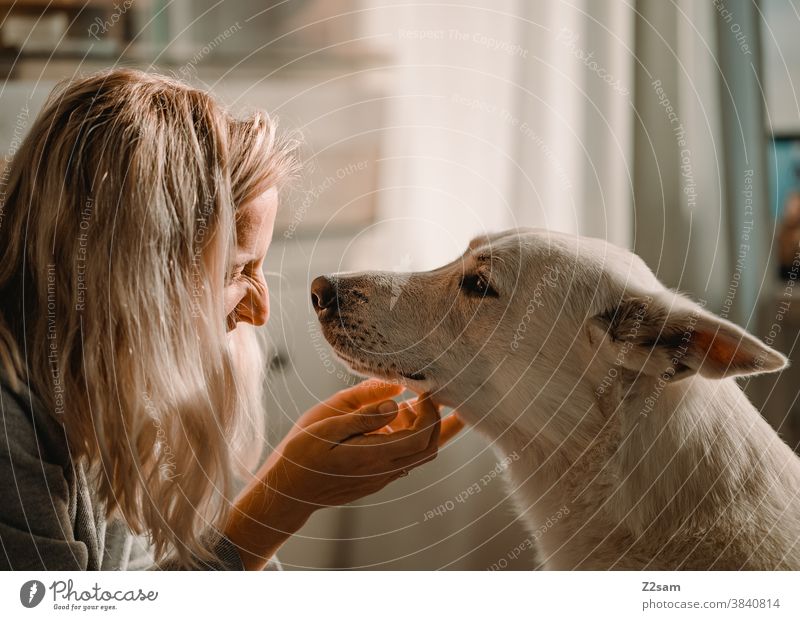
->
xmin=378 ymin=401 xmax=397 ymax=414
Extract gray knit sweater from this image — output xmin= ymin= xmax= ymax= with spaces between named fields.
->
xmin=0 ymin=374 xmax=272 ymax=570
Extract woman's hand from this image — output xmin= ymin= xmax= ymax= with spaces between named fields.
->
xmin=269 ymin=382 xmax=443 ymax=507
xmin=223 ymin=380 xmax=464 ymax=569
xmin=263 ymin=380 xmax=464 ymax=472
xmin=373 ymin=396 xmax=464 ymax=445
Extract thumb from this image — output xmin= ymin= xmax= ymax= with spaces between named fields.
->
xmin=310 ymin=400 xmax=399 ymax=443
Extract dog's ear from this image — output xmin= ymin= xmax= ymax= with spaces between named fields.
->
xmin=587 ymin=293 xmax=788 ymax=380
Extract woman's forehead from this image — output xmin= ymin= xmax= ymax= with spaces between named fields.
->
xmin=234 ymin=188 xmax=277 ymax=257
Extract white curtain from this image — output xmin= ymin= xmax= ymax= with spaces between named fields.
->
xmin=356 ymin=0 xmax=768 ymax=311
xmin=353 ymin=0 xmax=635 ymax=269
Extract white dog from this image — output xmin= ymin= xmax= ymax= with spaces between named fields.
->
xmin=311 ymin=228 xmax=800 ymax=569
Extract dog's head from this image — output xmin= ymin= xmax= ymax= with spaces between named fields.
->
xmin=311 ymin=229 xmax=787 ymax=420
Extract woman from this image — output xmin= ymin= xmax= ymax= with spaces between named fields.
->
xmin=0 ymin=68 xmax=462 ymax=570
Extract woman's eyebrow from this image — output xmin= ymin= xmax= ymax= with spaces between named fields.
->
xmin=229 ymin=254 xmax=255 ymax=271
xmin=235 ymin=243 xmax=263 ymax=261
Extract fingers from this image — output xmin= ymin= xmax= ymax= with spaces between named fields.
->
xmin=439 ymin=413 xmax=465 ymax=446
xmin=381 ymin=409 xmax=464 ymax=465
xmin=392 ymin=418 xmax=440 ymax=470
xmin=351 ymin=393 xmax=441 ymax=457
xmin=327 ymin=380 xmax=404 ymax=414
xmin=387 ymin=395 xmax=445 ymax=469
xmin=367 ymin=400 xmax=420 ymax=435
xmin=308 ymin=400 xmax=399 ymax=443
xmin=391 ymin=447 xmax=438 ymax=471
xmin=410 ymin=393 xmax=440 ymax=434
xmin=395 ymin=401 xmax=416 ymax=428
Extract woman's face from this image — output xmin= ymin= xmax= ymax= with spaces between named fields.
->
xmin=223 ymin=187 xmax=278 ymax=331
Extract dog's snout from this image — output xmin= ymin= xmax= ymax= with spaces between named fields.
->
xmin=311 ymin=276 xmax=337 ymax=315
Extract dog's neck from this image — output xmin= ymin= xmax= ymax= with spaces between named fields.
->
xmin=447 ymin=349 xmax=799 ymax=542
xmin=447 ymin=344 xmax=609 ymax=466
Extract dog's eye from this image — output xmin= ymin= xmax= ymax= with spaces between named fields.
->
xmin=460 ymin=274 xmax=499 ymax=298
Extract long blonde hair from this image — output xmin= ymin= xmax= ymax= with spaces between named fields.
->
xmin=0 ymin=68 xmax=299 ymax=567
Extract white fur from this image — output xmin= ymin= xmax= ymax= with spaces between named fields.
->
xmin=314 ymin=229 xmax=800 ymax=569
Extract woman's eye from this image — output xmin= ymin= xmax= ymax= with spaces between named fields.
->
xmin=460 ymin=274 xmax=499 ymax=298
xmin=227 ymin=265 xmax=246 ymax=284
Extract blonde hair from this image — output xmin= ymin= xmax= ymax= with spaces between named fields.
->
xmin=0 ymin=68 xmax=299 ymax=567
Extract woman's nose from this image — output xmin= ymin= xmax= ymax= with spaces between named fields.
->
xmin=240 ymin=286 xmax=269 ymax=326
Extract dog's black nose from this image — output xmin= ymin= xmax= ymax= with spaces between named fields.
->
xmin=311 ymin=276 xmax=337 ymax=314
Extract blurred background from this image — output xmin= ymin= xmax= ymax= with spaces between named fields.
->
xmin=2 ymin=0 xmax=800 ymax=569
